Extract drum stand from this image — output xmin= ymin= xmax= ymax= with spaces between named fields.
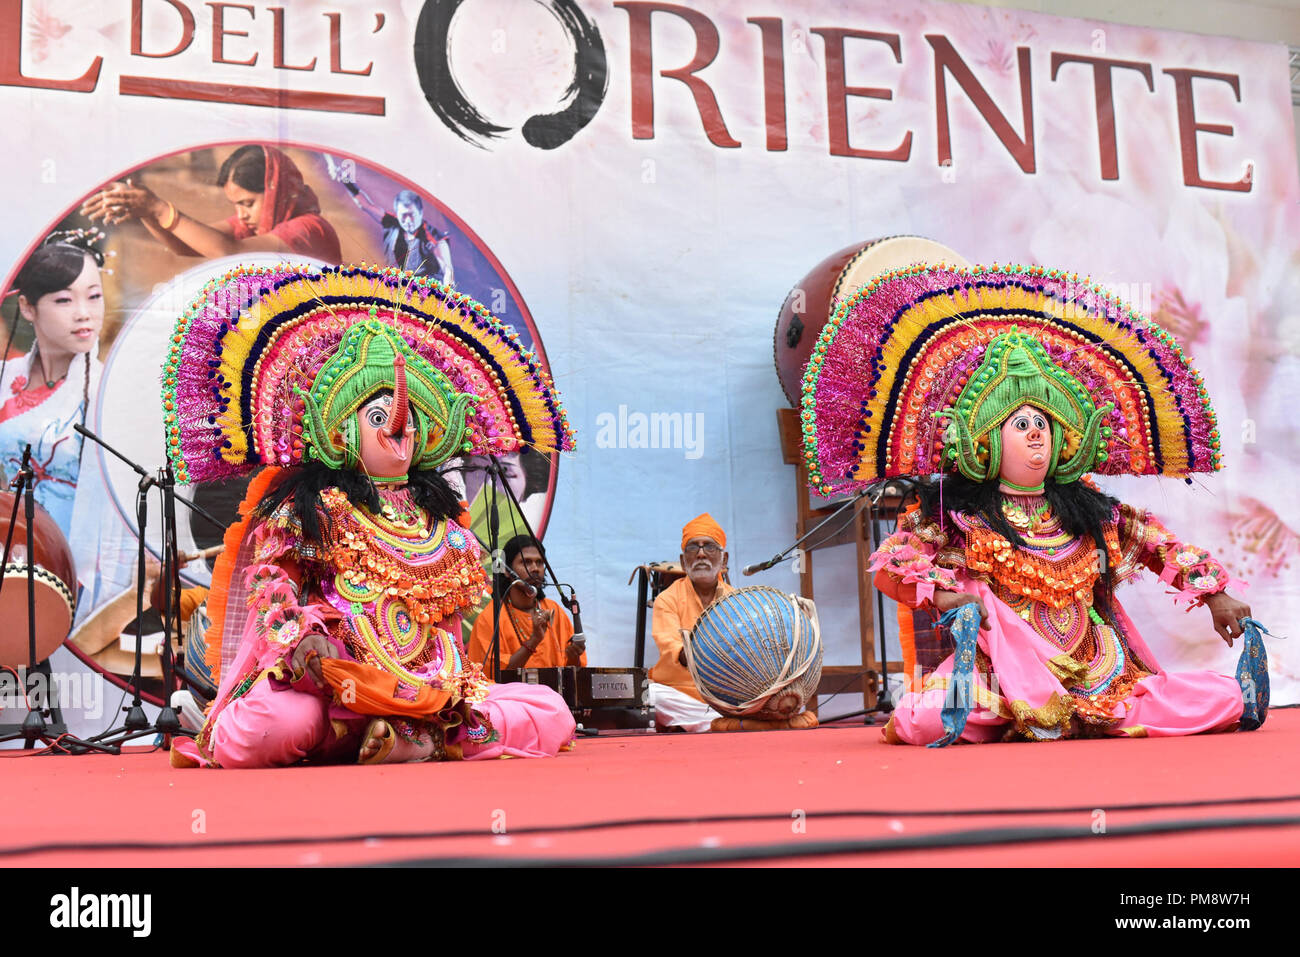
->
xmin=828 ymin=498 xmax=900 ymax=724
xmin=73 ymin=426 xmax=220 ymax=747
xmin=0 ymin=445 xmax=117 ymax=754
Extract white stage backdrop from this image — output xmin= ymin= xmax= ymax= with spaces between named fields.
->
xmin=1 ymin=0 xmax=1297 ymax=734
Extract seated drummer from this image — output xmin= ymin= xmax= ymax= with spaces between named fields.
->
xmin=468 ymin=534 xmax=587 ymax=673
xmin=648 ymin=513 xmax=733 ymax=732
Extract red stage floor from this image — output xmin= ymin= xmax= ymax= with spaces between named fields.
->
xmin=3 ymin=708 xmax=1299 ymax=867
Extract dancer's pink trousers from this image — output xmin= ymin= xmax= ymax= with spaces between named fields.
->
xmin=891 ymin=656 xmax=1242 ymax=744
xmin=179 ymin=680 xmax=576 ymax=767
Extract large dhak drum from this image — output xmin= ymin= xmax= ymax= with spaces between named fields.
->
xmin=0 ymin=492 xmax=77 ymax=667
xmin=773 ymin=236 xmax=969 ymax=405
xmin=180 ymin=602 xmax=218 ymax=700
xmin=685 ymin=586 xmax=823 ymax=725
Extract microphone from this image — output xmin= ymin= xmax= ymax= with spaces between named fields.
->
xmin=568 ymin=597 xmax=585 ymax=648
xmin=562 ymin=589 xmax=586 ymax=659
xmin=742 ymin=557 xmax=781 ymax=576
xmin=503 ymin=571 xmax=536 ymax=598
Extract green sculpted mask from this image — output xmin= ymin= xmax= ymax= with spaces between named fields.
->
xmin=297 ymin=318 xmax=478 ymax=471
xmin=941 ymin=327 xmax=1113 ymax=484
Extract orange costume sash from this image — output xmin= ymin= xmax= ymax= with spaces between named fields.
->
xmin=319 ymin=657 xmax=454 ymax=718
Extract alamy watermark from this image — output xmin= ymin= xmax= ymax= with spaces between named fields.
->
xmin=49 ymin=888 xmax=151 ymax=937
xmin=0 ymin=668 xmax=103 ymax=720
xmin=594 ymin=405 xmax=705 ymax=460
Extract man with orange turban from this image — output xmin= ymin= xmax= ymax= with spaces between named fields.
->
xmin=648 ymin=513 xmax=733 ymax=732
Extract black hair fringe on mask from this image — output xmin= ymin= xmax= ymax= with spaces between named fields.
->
xmin=913 ymin=474 xmax=1121 ymax=598
xmin=253 ymin=462 xmax=462 ymax=546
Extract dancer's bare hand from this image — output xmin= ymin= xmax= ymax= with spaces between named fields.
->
xmin=291 ymin=634 xmax=338 ymax=686
xmin=1204 ymin=591 xmax=1250 ymax=647
xmin=933 ymin=590 xmax=989 ymax=627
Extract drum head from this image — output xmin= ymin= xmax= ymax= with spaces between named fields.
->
xmin=685 ymin=585 xmax=822 ymax=719
xmin=0 ymin=491 xmax=78 ymax=667
xmin=0 ymin=566 xmax=75 ymax=667
xmin=773 ymin=236 xmax=969 ymax=405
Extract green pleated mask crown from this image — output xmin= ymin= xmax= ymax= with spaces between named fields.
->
xmin=941 ymin=327 xmax=1113 ymax=484
xmin=296 ymin=319 xmax=478 ymax=471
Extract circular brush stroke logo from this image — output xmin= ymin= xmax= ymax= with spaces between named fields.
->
xmin=414 ymin=0 xmax=608 ymax=149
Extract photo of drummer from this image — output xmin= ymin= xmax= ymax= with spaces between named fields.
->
xmin=6 ymin=146 xmax=563 ymax=736
xmin=64 ymin=477 xmax=245 ymax=715
xmin=66 ymin=555 xmax=205 ymax=695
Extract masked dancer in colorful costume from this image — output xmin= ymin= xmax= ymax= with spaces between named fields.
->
xmin=800 ymin=264 xmax=1273 ymax=745
xmin=167 ymin=264 xmax=577 ymax=767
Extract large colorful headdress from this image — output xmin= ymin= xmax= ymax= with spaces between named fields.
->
xmin=800 ymin=264 xmax=1222 ymax=496
xmin=163 ymin=264 xmax=575 ymax=483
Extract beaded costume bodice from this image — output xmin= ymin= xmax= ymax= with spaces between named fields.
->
xmin=951 ymin=497 xmax=1149 ymax=720
xmin=315 ymin=487 xmax=487 ymax=691
xmin=954 ymin=496 xmax=1124 ymax=610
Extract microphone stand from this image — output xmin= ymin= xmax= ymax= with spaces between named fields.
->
xmin=0 ymin=445 xmax=117 ymax=754
xmin=819 ymin=480 xmax=918 ymax=724
xmin=476 ymin=456 xmax=583 ymax=669
xmin=72 ymin=425 xmax=223 ymax=747
xmin=473 ymin=456 xmax=605 ymax=732
xmin=486 ymin=469 xmax=505 ymax=681
xmin=449 ymin=461 xmax=510 ymax=679
xmin=740 ymin=487 xmax=873 ymax=577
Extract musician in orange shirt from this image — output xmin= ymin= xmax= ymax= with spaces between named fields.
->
xmin=468 ymin=535 xmax=587 ymax=674
xmin=648 ymin=513 xmax=732 ymax=732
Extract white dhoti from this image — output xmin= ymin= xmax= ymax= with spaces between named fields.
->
xmin=647 ymin=681 xmax=720 ymax=733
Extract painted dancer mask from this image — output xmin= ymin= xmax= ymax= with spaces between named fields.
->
xmin=939 ymin=326 xmax=1113 ymax=485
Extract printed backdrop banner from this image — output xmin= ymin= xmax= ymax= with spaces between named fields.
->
xmin=1 ymin=0 xmax=1297 ymax=734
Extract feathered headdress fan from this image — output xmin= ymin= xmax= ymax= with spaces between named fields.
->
xmin=799 ymin=264 xmax=1222 ymax=496
xmin=162 ymin=264 xmax=574 ymax=484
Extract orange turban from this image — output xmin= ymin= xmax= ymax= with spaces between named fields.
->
xmin=682 ymin=513 xmax=726 ymax=552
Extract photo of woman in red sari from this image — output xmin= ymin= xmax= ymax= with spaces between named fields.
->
xmin=79 ymin=145 xmax=342 ymax=264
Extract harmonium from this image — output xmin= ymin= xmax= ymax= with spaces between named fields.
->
xmin=498 ymin=667 xmax=653 ymax=731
